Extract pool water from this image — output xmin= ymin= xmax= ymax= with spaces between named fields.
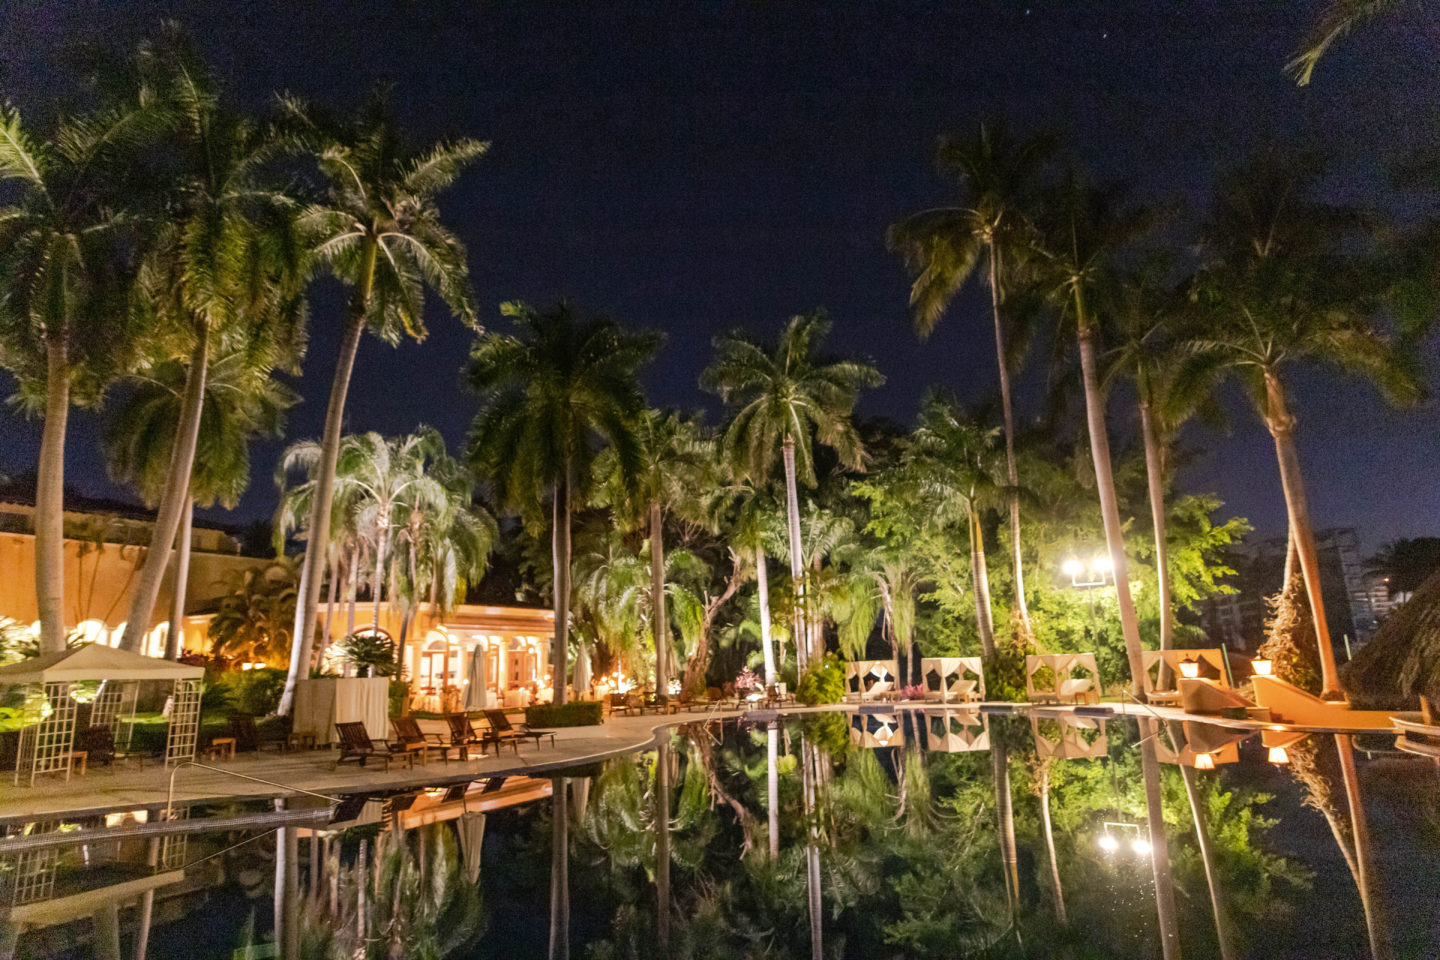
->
xmin=2 ymin=712 xmax=1436 ymax=959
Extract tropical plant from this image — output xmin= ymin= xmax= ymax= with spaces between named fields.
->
xmin=468 ymin=300 xmax=661 ymax=704
xmin=207 ymin=558 xmax=299 ymax=665
xmin=277 ymin=91 xmax=485 ymax=716
xmin=105 ymin=347 xmax=297 ymax=657
xmin=118 ymin=32 xmax=308 ymax=656
xmin=0 ymin=92 xmax=154 ymax=652
xmin=1032 ymin=171 xmax=1154 ymax=695
xmin=702 ymin=311 xmax=882 ymax=669
xmin=1186 ymin=152 xmax=1425 ymax=696
xmin=1287 ymin=0 xmax=1407 ymax=85
xmin=333 ymin=631 xmax=400 ymax=677
xmin=796 ymin=653 xmax=845 ymax=705
xmin=888 ymin=120 xmax=1054 ymax=641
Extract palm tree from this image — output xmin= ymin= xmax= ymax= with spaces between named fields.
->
xmin=702 ymin=311 xmax=883 ymax=669
xmin=468 ymin=300 xmax=660 ymax=705
xmin=596 ymin=410 xmax=714 ymax=694
xmin=118 ymin=34 xmax=307 ymax=655
xmin=907 ymin=394 xmax=1010 ymax=658
xmin=208 ymin=558 xmax=299 ymax=665
xmin=104 ymin=346 xmax=297 ymax=658
xmin=0 ymin=99 xmax=152 ymax=653
xmin=1187 ymin=154 xmax=1424 ymax=696
xmin=1288 ymin=0 xmax=1406 ymax=85
xmin=1033 ymin=171 xmax=1154 ymax=695
xmin=1102 ymin=262 xmax=1223 ymax=661
xmin=277 ymin=92 xmax=485 ymax=716
xmin=888 ymin=121 xmax=1054 ymax=642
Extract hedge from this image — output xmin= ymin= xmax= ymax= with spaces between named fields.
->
xmin=525 ymin=700 xmax=603 ymax=728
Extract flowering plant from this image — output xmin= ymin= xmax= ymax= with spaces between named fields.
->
xmin=735 ymin=666 xmax=760 ymax=692
xmin=901 ymin=684 xmax=926 ymax=701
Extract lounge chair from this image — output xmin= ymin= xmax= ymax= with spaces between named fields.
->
xmin=228 ymin=713 xmax=288 ymax=753
xmin=78 ymin=725 xmax=117 ymax=770
xmin=607 ymin=693 xmax=634 ymax=716
xmin=645 ymin=693 xmax=679 ymax=715
xmin=391 ymin=716 xmax=449 ymax=763
xmin=445 ymin=713 xmax=487 ymax=759
xmin=484 ymin=709 xmax=557 ymax=750
xmin=334 ymin=721 xmax=399 ymax=770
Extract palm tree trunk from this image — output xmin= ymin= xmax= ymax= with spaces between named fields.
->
xmin=1336 ymin=734 xmax=1393 ymax=960
xmin=134 ymin=838 xmax=160 ymax=960
xmin=992 ymin=746 xmax=1019 ymax=916
xmin=1039 ymin=763 xmax=1067 ymax=926
xmin=757 ymin=545 xmax=776 ymax=686
xmin=164 ymin=496 xmax=193 ymax=661
xmin=1139 ymin=396 xmax=1175 ymax=657
xmin=649 ymin=500 xmax=669 ymax=694
xmin=35 ymin=336 xmax=70 ymax=654
xmin=552 ymin=466 xmax=572 ymax=706
xmin=318 ymin=549 xmax=338 ymax=666
xmin=1076 ymin=319 xmax=1146 ymax=696
xmin=970 ymin=510 xmax=996 ymax=658
xmin=549 ymin=776 xmax=570 ymax=960
xmin=801 ymin=738 xmax=823 ymax=960
xmin=782 ymin=437 xmax=809 ymax=671
xmin=274 ymin=799 xmax=299 ymax=960
xmin=346 ymin=546 xmax=358 ymax=638
xmin=280 ymin=238 xmax=378 ymax=717
xmin=655 ymin=738 xmax=672 ymax=955
xmin=988 ymin=239 xmax=1032 ymax=640
xmin=121 ymin=320 xmax=210 ymax=652
xmin=371 ymin=525 xmax=389 ymax=637
xmin=1139 ymin=719 xmax=1181 ymax=960
xmin=1264 ymin=372 xmax=1342 ymax=696
xmin=767 ymin=722 xmax=780 ymax=858
xmin=1173 ymin=728 xmax=1235 ymax=960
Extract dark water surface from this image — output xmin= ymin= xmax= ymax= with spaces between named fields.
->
xmin=2 ymin=713 xmax=1436 ymax=959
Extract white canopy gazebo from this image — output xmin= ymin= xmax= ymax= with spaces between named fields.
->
xmin=920 ymin=657 xmax=985 ymax=704
xmin=0 ymin=645 xmax=204 ymax=785
xmin=1030 ymin=714 xmax=1109 ymax=760
xmin=848 ymin=711 xmax=904 ymax=749
xmin=1024 ymin=653 xmax=1101 ymax=704
xmin=843 ymin=660 xmax=898 ymax=703
xmin=919 ymin=708 xmax=989 ymax=752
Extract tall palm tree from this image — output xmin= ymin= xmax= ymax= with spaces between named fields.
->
xmin=277 ymin=93 xmax=485 ymax=716
xmin=702 ymin=311 xmax=882 ymax=669
xmin=888 ymin=121 xmax=1054 ymax=642
xmin=0 ymin=100 xmax=152 ymax=653
xmin=596 ymin=410 xmax=714 ymax=694
xmin=907 ymin=394 xmax=1010 ymax=658
xmin=118 ymin=34 xmax=307 ymax=655
xmin=1033 ymin=172 xmax=1154 ymax=695
xmin=468 ymin=300 xmax=660 ymax=705
xmin=104 ymin=346 xmax=297 ymax=658
xmin=1187 ymin=154 xmax=1424 ymax=696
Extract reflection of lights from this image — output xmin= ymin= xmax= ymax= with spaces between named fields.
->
xmin=1268 ymin=746 xmax=1290 ymax=765
xmin=1131 ymin=837 xmax=1152 ymax=856
xmin=105 ymin=810 xmax=149 ymax=827
xmin=1179 ymin=656 xmax=1200 ymax=679
xmin=1098 ymin=833 xmax=1119 ymax=852
xmin=1251 ymin=657 xmax=1272 ymax=677
xmin=1194 ymin=751 xmax=1215 ymax=770
xmin=1062 ymin=558 xmax=1085 ymax=578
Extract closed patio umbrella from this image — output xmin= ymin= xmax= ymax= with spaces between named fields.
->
xmin=464 ymin=646 xmax=488 ymax=712
xmin=457 ymin=812 xmax=486 ymax=886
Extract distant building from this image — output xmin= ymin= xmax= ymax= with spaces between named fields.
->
xmin=1200 ymin=527 xmax=1378 ymax=658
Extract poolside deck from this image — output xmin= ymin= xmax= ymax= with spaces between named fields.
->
xmin=0 ymin=699 xmax=1400 ymax=824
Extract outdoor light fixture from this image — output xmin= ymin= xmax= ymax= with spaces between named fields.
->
xmin=1097 ymin=833 xmax=1120 ymax=852
xmin=1062 ymin=558 xmax=1085 ymax=578
xmin=1268 ymin=746 xmax=1290 ymax=765
xmin=1179 ymin=656 xmax=1200 ymax=679
xmin=1194 ymin=751 xmax=1215 ymax=770
xmin=1131 ymin=837 xmax=1152 ymax=856
xmin=1064 ymin=552 xmax=1113 ymax=588
xmin=1098 ymin=821 xmax=1142 ymax=855
xmin=1251 ymin=657 xmax=1273 ymax=677
xmin=1092 ymin=554 xmax=1113 ymax=574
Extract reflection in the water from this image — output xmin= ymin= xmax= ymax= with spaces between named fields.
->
xmin=3 ymin=714 xmax=1438 ymax=959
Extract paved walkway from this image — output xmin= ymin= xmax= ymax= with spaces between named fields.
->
xmin=0 ymin=699 xmax=1397 ymax=823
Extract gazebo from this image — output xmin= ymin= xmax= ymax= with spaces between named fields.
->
xmin=919 ymin=708 xmax=989 ymax=752
xmin=1024 ymin=653 xmax=1101 ymax=704
xmin=0 ymin=645 xmax=204 ymax=785
xmin=919 ymin=657 xmax=985 ymax=703
xmin=843 ymin=660 xmax=898 ymax=703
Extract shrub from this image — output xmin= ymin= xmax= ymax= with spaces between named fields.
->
xmin=796 ymin=654 xmax=845 ymax=705
xmin=525 ymin=701 xmax=603 ymax=728
xmin=800 ymin=711 xmax=850 ymax=758
xmin=389 ymin=680 xmax=410 ymax=718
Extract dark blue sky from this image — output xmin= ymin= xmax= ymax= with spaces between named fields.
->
xmin=2 ymin=1 xmax=1437 ymax=550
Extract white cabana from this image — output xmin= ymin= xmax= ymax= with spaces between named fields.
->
xmin=1030 ymin=715 xmax=1109 ymax=760
xmin=0 ymin=644 xmax=204 ymax=784
xmin=920 ymin=657 xmax=985 ymax=703
xmin=920 ymin=708 xmax=989 ymax=752
xmin=843 ymin=660 xmax=898 ymax=703
xmin=1024 ymin=653 xmax=1101 ymax=704
xmin=848 ymin=711 xmax=904 ymax=749
xmin=291 ymin=677 xmax=390 ymax=746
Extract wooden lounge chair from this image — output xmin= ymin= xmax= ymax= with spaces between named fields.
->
xmin=78 ymin=725 xmax=117 ymax=770
xmin=229 ymin=713 xmax=288 ymax=753
xmin=608 ymin=693 xmax=637 ymax=717
xmin=645 ymin=693 xmax=679 ymax=715
xmin=392 ymin=716 xmax=449 ymax=763
xmin=484 ymin=709 xmax=557 ymax=750
xmin=445 ymin=713 xmax=487 ymax=759
xmin=334 ymin=721 xmax=398 ymax=769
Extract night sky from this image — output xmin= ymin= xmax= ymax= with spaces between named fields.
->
xmin=2 ymin=2 xmax=1437 ymax=550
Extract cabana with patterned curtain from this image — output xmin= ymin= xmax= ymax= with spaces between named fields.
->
xmin=920 ymin=657 xmax=985 ymax=703
xmin=1024 ymin=653 xmax=1101 ymax=704
xmin=0 ymin=645 xmax=204 ymax=785
xmin=1030 ymin=714 xmax=1109 ymax=760
xmin=920 ymin=708 xmax=989 ymax=752
xmin=843 ymin=660 xmax=898 ymax=703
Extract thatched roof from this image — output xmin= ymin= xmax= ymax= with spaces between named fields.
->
xmin=1343 ymin=566 xmax=1440 ymax=709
